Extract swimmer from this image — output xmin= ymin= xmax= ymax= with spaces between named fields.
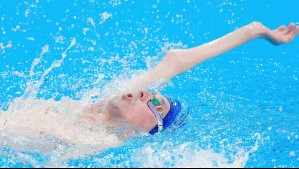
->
xmin=1 ymin=21 xmax=299 ymax=145
xmin=86 ymin=21 xmax=299 ymax=135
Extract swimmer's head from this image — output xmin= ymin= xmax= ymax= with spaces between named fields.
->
xmin=105 ymin=89 xmax=171 ymax=132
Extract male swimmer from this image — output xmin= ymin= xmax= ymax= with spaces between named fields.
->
xmin=1 ymin=21 xmax=299 ymax=145
xmin=85 ymin=21 xmax=299 ymax=136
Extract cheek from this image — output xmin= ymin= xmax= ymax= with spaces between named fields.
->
xmin=125 ymin=108 xmax=150 ymax=127
xmin=129 ymin=111 xmax=148 ymax=125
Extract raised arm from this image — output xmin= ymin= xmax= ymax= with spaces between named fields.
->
xmin=135 ymin=21 xmax=299 ymax=89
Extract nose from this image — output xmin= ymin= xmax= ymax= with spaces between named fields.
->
xmin=139 ymin=89 xmax=152 ymax=102
xmin=123 ymin=92 xmax=134 ymax=101
xmin=123 ymin=90 xmax=153 ymax=102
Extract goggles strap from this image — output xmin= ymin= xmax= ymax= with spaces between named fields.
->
xmin=147 ymin=101 xmax=163 ymax=132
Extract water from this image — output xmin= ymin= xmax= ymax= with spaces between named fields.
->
xmin=1 ymin=0 xmax=299 ymax=167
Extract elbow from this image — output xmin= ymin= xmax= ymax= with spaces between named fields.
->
xmin=166 ymin=48 xmax=190 ymax=58
xmin=164 ymin=49 xmax=189 ymax=72
xmin=165 ymin=49 xmax=181 ymax=58
xmin=164 ymin=49 xmax=183 ymax=65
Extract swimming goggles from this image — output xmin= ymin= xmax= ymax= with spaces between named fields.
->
xmin=147 ymin=95 xmax=164 ymax=132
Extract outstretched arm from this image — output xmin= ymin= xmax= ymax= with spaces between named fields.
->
xmin=135 ymin=21 xmax=299 ymax=89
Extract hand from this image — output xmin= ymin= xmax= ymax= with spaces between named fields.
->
xmin=267 ymin=23 xmax=299 ymax=45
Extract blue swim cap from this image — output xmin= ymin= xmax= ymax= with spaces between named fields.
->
xmin=149 ymin=98 xmax=182 ymax=135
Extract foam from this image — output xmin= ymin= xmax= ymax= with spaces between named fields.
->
xmin=130 ymin=135 xmax=260 ymax=168
xmin=0 ymin=38 xmax=124 ymax=166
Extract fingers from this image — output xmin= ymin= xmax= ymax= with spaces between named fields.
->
xmin=284 ymin=25 xmax=299 ymax=43
xmin=274 ymin=23 xmax=298 ymax=44
xmin=277 ymin=25 xmax=286 ymax=31
xmin=292 ymin=26 xmax=299 ymax=37
xmin=284 ymin=23 xmax=295 ymax=35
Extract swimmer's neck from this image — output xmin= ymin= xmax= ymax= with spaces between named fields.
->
xmin=81 ymin=102 xmax=109 ymax=122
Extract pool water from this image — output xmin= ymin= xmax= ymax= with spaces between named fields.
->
xmin=1 ymin=0 xmax=299 ymax=167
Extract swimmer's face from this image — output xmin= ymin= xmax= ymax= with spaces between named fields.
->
xmin=106 ymin=89 xmax=170 ymax=132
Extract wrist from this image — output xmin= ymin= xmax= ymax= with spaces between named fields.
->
xmin=248 ymin=21 xmax=270 ymax=38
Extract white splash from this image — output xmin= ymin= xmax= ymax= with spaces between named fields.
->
xmin=11 ymin=25 xmax=21 ymax=32
xmin=12 ymin=71 xmax=27 ymax=78
xmin=131 ymin=135 xmax=260 ymax=168
xmin=29 ymin=44 xmax=49 ymax=77
xmin=54 ymin=36 xmax=65 ymax=43
xmin=83 ymin=27 xmax=90 ymax=35
xmin=109 ymin=0 xmax=121 ymax=7
xmin=0 ymin=37 xmax=124 ymax=167
xmin=0 ymin=41 xmax=12 ymax=54
xmin=99 ymin=12 xmax=112 ymax=24
xmin=24 ymin=38 xmax=76 ymax=99
xmin=87 ymin=17 xmax=96 ymax=28
xmin=26 ymin=37 xmax=35 ymax=41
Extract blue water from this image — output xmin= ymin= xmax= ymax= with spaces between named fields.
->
xmin=1 ymin=0 xmax=299 ymax=167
